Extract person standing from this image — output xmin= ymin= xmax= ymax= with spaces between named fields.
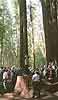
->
xmin=32 ymin=71 xmax=40 ymax=98
xmin=3 ymin=69 xmax=8 ymax=90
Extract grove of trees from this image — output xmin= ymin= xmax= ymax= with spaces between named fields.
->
xmin=1 ymin=0 xmax=57 ymax=69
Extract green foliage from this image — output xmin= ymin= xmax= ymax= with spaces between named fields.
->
xmin=35 ymin=47 xmax=46 ymax=66
xmin=0 ymin=0 xmax=17 ymax=66
xmin=0 ymin=0 xmax=46 ymax=68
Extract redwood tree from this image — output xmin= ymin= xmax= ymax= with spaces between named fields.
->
xmin=19 ymin=0 xmax=28 ymax=67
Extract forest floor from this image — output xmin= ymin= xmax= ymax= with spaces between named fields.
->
xmin=0 ymin=89 xmax=58 ymax=100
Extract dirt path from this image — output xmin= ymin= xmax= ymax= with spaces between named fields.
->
xmin=0 ymin=90 xmax=58 ymax=100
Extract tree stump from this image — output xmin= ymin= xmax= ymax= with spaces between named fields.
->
xmin=15 ymin=76 xmax=31 ymax=98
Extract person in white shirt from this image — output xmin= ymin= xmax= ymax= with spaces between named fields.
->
xmin=32 ymin=71 xmax=40 ymax=98
xmin=3 ymin=70 xmax=8 ymax=90
xmin=3 ymin=71 xmax=8 ymax=80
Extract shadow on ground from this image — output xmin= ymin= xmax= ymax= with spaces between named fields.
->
xmin=0 ymin=90 xmax=58 ymax=100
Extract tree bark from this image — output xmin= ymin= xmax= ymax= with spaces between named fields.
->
xmin=30 ymin=2 xmax=35 ymax=69
xmin=42 ymin=0 xmax=58 ymax=63
xmin=19 ymin=0 xmax=28 ymax=67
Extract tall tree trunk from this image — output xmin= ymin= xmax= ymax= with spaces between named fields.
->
xmin=19 ymin=0 xmax=24 ymax=67
xmin=0 ymin=7 xmax=4 ymax=67
xmin=1 ymin=33 xmax=3 ymax=66
xmin=41 ymin=0 xmax=58 ymax=63
xmin=54 ymin=0 xmax=58 ymax=62
xmin=23 ymin=0 xmax=28 ymax=67
xmin=41 ymin=0 xmax=52 ymax=63
xmin=30 ymin=1 xmax=35 ymax=69
xmin=19 ymin=0 xmax=28 ymax=67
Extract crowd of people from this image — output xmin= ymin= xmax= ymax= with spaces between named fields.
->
xmin=40 ymin=61 xmax=58 ymax=81
xmin=0 ymin=66 xmax=32 ymax=98
xmin=0 ymin=61 xmax=58 ymax=98
xmin=0 ymin=66 xmax=17 ymax=93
